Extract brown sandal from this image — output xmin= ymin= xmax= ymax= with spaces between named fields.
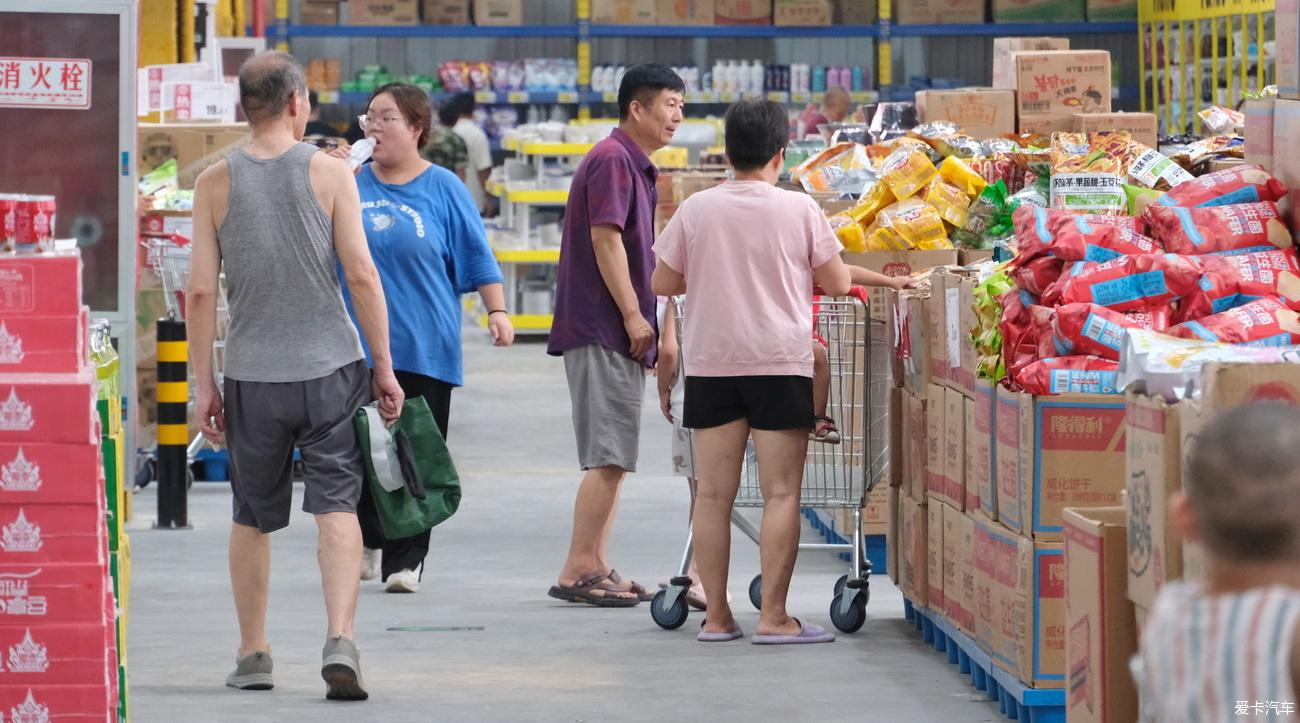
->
xmin=811 ymin=415 xmax=842 ymax=445
xmin=547 ymin=572 xmax=641 ymax=607
xmin=607 ymin=569 xmax=655 ymax=602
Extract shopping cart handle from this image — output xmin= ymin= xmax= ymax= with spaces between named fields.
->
xmin=812 ymin=285 xmax=871 ymax=304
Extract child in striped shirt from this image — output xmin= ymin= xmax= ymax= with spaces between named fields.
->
xmin=1133 ymin=403 xmax=1300 ymax=722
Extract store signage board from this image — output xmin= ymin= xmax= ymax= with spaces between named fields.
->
xmin=0 ymin=57 xmax=91 ymax=110
xmin=136 ymin=62 xmax=212 ymax=115
xmin=160 ymin=81 xmax=237 ymax=123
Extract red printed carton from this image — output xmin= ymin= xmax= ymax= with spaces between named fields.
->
xmin=0 ymin=252 xmax=82 ymax=317
xmin=0 ymin=370 xmax=97 ymax=445
xmin=0 ymin=443 xmax=102 ymax=506
xmin=0 ymin=563 xmax=109 ymax=624
xmin=0 ymin=622 xmax=114 ymax=686
xmin=0 ymin=684 xmax=111 ymax=720
xmin=0 ymin=307 xmax=89 ymax=374
xmin=0 ymin=504 xmax=106 ymax=565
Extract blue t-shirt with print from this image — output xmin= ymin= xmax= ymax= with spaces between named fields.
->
xmin=340 ymin=163 xmax=503 ymax=387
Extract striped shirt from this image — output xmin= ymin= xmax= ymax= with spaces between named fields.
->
xmin=1133 ymin=581 xmax=1300 ymax=722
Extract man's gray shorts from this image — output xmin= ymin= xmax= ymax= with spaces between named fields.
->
xmin=224 ymin=359 xmax=371 ymax=533
xmin=564 ymin=344 xmax=645 ymax=473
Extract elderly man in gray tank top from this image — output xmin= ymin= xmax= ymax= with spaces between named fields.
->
xmin=186 ymin=51 xmax=405 ymax=702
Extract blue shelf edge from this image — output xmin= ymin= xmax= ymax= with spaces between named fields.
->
xmin=903 ymin=598 xmax=1066 ymax=723
xmin=589 ymin=24 xmax=879 ymax=38
xmin=891 ymin=21 xmax=1136 ymax=37
xmin=275 ymin=23 xmax=580 ymax=39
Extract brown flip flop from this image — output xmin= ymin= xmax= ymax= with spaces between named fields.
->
xmin=607 ymin=569 xmax=655 ymax=602
xmin=547 ymin=572 xmax=641 ymax=608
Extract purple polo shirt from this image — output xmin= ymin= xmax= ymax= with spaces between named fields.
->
xmin=547 ymin=127 xmax=660 ymax=368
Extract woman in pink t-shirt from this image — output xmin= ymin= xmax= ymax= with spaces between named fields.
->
xmin=651 ymin=99 xmax=853 ymax=645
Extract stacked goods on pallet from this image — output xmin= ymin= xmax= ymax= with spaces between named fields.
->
xmin=0 ymin=251 xmax=120 ymax=718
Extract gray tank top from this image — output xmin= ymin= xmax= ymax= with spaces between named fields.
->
xmin=218 ymin=142 xmax=364 ymax=382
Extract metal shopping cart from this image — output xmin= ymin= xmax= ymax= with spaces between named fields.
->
xmin=134 ymin=235 xmax=229 ymax=488
xmin=650 ymin=291 xmax=889 ymax=634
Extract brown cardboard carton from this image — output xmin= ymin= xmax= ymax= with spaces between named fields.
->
xmin=971 ymin=378 xmax=995 ymax=518
xmin=898 ymin=288 xmax=932 ymax=395
xmin=999 ymin=391 xmax=1127 ymax=540
xmin=943 ymin=503 xmax=972 ymax=631
xmin=929 ymin=501 xmax=946 ymax=615
xmin=1019 ymin=114 xmax=1077 ymax=136
xmin=715 ymin=0 xmax=772 ymax=23
xmin=301 ymin=0 xmax=341 ymax=24
xmin=862 ymin=484 xmax=889 ymax=536
xmin=904 ymin=390 xmax=929 ymax=500
xmin=959 ymin=511 xmax=977 ymax=636
xmin=349 ymin=0 xmax=419 ymax=25
xmin=421 ymin=0 xmax=469 ymax=23
xmin=656 ymin=0 xmax=714 ymax=24
xmin=1010 ymin=50 xmax=1111 ymax=118
xmin=944 ymin=387 xmax=968 ymax=511
xmin=994 ymin=385 xmax=1020 ymax=533
xmin=926 ymin=383 xmax=947 ymax=502
xmin=1271 ymin=99 xmax=1300 ymax=239
xmin=915 ymin=89 xmax=1017 ymax=141
xmin=592 ymin=0 xmax=657 ymax=23
xmin=888 ymin=484 xmax=901 ymax=583
xmin=1244 ymin=98 xmax=1275 ymax=172
xmin=993 ymin=37 xmax=1069 ymax=89
xmin=993 ymin=0 xmax=1084 ymax=23
xmin=472 ymin=0 xmax=522 ymax=25
xmin=1278 ymin=0 xmax=1299 ymax=99
xmin=901 ymin=493 xmax=929 ymax=607
xmin=835 ymin=0 xmax=877 ymax=24
xmin=842 ymin=249 xmax=958 ymax=321
xmin=1085 ymin=0 xmax=1135 ymax=20
xmin=1064 ymin=507 xmax=1139 ymax=723
xmin=958 ymin=275 xmax=979 ymax=396
xmin=137 ymin=123 xmax=249 ymax=190
xmin=973 ymin=511 xmax=1000 ymax=654
xmin=774 ymin=0 xmax=831 ymax=25
xmin=1124 ymin=392 xmax=1183 ymax=611
xmin=889 ymin=386 xmax=903 ymax=488
xmin=1073 ymin=112 xmax=1157 ymax=149
xmin=928 ymin=271 xmax=953 ymax=386
xmin=1002 ymin=529 xmax=1067 ymax=688
xmin=895 ymin=0 xmax=983 ymax=24
xmin=960 ymin=249 xmax=996 ymax=266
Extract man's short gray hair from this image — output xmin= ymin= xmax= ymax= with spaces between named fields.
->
xmin=239 ymin=51 xmax=307 ymax=123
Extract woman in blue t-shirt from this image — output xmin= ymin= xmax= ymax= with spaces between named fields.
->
xmin=331 ymin=82 xmax=513 ymax=593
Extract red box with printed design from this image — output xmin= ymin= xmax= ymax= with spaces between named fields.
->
xmin=0 ymin=503 xmax=106 ymax=565
xmin=0 ymin=370 xmax=97 ymax=445
xmin=0 ymin=252 xmax=82 ymax=318
xmin=0 ymin=307 xmax=89 ymax=374
xmin=0 ymin=442 xmax=102 ymax=506
xmin=0 ymin=563 xmax=109 ymax=624
xmin=0 ymin=683 xmax=112 ymax=720
xmin=0 ymin=622 xmax=114 ymax=686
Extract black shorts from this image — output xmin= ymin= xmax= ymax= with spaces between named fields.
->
xmin=682 ymin=375 xmax=814 ymax=431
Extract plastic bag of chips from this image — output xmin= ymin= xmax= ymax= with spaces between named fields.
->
xmin=938 ymin=156 xmax=987 ymax=198
xmin=1049 ymin=132 xmax=1131 ymax=215
xmin=1012 ymin=206 xmax=1152 ymax=264
xmin=1017 ymin=355 xmax=1122 ymax=395
xmin=1172 ymin=249 xmax=1300 ymax=323
xmin=1048 ymin=302 xmax=1171 ymax=360
xmin=1125 ymin=185 xmax=1165 ymax=217
xmin=924 ymin=178 xmax=972 ymax=228
xmin=1199 ymin=105 xmax=1246 ymax=135
xmin=828 ymin=212 xmax=867 ymax=253
xmin=973 ymin=269 xmax=1016 ymax=380
xmin=846 ymin=182 xmax=897 ymax=229
xmin=793 ymin=143 xmax=877 ymax=196
xmin=1155 ymin=165 xmax=1289 ymax=208
xmin=1118 ymin=328 xmax=1300 ymax=401
xmin=1170 ymin=135 xmax=1245 ymax=171
xmin=1143 ymin=201 xmax=1292 ymax=255
xmin=1167 ymin=296 xmax=1300 ymax=347
xmin=1127 ymin=143 xmax=1196 ymax=189
xmin=878 ymin=146 xmax=939 ymax=200
xmin=1048 ymin=253 xmax=1203 ymax=311
xmin=1012 ymin=256 xmax=1066 ymax=297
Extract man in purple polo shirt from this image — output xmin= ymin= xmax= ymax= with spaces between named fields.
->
xmin=546 ymin=64 xmax=685 ymax=607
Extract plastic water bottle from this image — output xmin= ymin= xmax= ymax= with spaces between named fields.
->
xmin=812 ymin=65 xmax=826 ymax=94
xmin=348 ymin=137 xmax=376 ymax=170
xmin=712 ymin=60 xmax=723 ymax=94
xmin=852 ymin=66 xmax=864 ymax=92
xmin=751 ymin=60 xmax=764 ymax=96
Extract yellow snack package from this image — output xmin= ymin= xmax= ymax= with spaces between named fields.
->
xmin=847 ymin=182 xmax=896 ymax=228
xmin=828 ymin=212 xmax=868 ymax=253
xmin=870 ymin=198 xmax=949 ymax=249
xmin=878 ymin=147 xmax=939 ymax=200
xmin=914 ymin=235 xmax=956 ymax=250
xmin=865 ymin=225 xmax=905 ymax=252
xmin=923 ymin=178 xmax=972 ymax=228
xmin=938 ymin=155 xmax=987 ymax=198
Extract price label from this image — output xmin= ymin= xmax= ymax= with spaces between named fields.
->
xmin=720 ymin=92 xmax=738 ymax=102
xmin=506 ymin=91 xmax=529 ymax=103
xmin=766 ymin=91 xmax=789 ymax=103
xmin=602 ymin=92 xmax=618 ymax=103
xmin=474 ymin=91 xmax=495 ymax=103
xmin=791 ymin=92 xmax=810 ymax=104
xmin=557 ymin=91 xmax=578 ymax=103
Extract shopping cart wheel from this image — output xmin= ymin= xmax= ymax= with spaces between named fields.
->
xmin=748 ymin=575 xmax=763 ymax=611
xmin=834 ymin=574 xmax=849 ymax=596
xmin=829 ymin=589 xmax=867 ymax=633
xmin=134 ymin=458 xmax=156 ymax=491
xmin=650 ymin=589 xmax=689 ymax=630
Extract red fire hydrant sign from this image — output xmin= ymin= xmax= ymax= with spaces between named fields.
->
xmin=0 ymin=57 xmax=92 ymax=110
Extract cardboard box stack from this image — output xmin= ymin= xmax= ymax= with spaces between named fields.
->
xmin=715 ymin=0 xmax=773 ymax=24
xmin=992 ymin=0 xmax=1084 ymax=22
xmin=915 ymin=89 xmax=1017 ymax=142
xmin=592 ymin=0 xmax=657 ymax=24
xmin=895 ymin=0 xmax=983 ymax=24
xmin=0 ymin=251 xmax=122 ymax=718
xmin=1009 ymin=50 xmax=1112 ymax=135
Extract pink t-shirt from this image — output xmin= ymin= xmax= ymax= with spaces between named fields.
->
xmin=652 ymin=180 xmax=843 ymax=378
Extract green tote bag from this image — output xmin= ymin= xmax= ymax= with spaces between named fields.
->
xmin=353 ymin=396 xmax=461 ymax=539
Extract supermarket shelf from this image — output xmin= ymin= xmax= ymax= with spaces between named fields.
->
xmin=505 ymin=188 xmax=569 ymax=204
xmin=493 ymin=248 xmax=561 ymax=264
xmin=517 ymin=141 xmax=595 ymax=156
xmin=329 ymin=90 xmax=583 ymax=105
xmin=591 ymin=90 xmax=877 ymax=104
xmin=274 ymin=23 xmax=579 ymax=38
xmin=587 ymin=24 xmax=879 ymax=38
xmin=890 ymin=21 xmax=1136 ymax=37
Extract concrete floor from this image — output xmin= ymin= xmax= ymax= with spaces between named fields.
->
xmin=126 ymin=330 xmax=999 ymax=722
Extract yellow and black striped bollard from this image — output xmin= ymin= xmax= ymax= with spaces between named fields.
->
xmin=155 ymin=319 xmax=191 ymax=529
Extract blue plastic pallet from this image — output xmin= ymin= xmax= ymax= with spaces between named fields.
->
xmin=903 ymin=599 xmax=1065 ymax=723
xmin=801 ymin=508 xmax=888 ymax=577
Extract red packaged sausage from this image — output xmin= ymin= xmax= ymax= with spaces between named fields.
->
xmin=1045 ymin=302 xmax=1170 ymax=360
xmin=1167 ymin=296 xmax=1300 ymax=347
xmin=1049 ymin=253 xmax=1203 ymax=312
xmin=1173 ymin=249 xmax=1300 ymax=324
xmin=1155 ymin=165 xmax=1288 ymax=208
xmin=1143 ymin=201 xmax=1292 ymax=255
xmin=1012 ymin=256 xmax=1065 ymax=297
xmin=1016 ymin=355 xmax=1121 ymax=395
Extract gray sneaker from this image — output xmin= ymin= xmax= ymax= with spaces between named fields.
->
xmin=225 ymin=650 xmax=273 ymax=690
xmin=321 ymin=636 xmax=368 ymax=701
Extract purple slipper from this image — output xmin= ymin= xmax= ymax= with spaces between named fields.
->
xmin=751 ymin=619 xmax=836 ymax=645
xmin=697 ymin=621 xmax=744 ymax=642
